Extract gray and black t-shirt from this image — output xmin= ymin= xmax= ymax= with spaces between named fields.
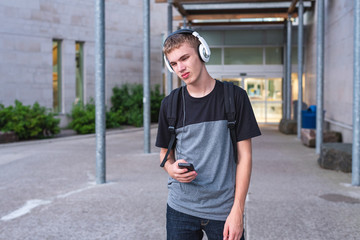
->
xmin=156 ymin=80 xmax=261 ymax=221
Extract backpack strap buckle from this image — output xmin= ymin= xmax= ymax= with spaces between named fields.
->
xmin=168 ymin=126 xmax=175 ymax=134
xmin=227 ymin=121 xmax=236 ymax=130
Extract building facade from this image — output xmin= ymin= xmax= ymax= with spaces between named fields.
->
xmin=303 ymin=0 xmax=354 ymax=143
xmin=0 ymin=0 xmax=167 ymax=127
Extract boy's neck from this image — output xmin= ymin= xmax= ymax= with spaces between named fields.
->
xmin=186 ymin=74 xmax=215 ymax=98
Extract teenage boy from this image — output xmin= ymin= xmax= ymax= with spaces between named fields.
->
xmin=156 ymin=29 xmax=261 ymax=240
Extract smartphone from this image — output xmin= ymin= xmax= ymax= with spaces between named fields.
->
xmin=178 ymin=162 xmax=195 ymax=172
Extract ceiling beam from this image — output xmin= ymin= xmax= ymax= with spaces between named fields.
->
xmin=156 ymin=0 xmax=295 ymax=3
xmin=288 ymin=0 xmax=298 ymax=14
xmin=180 ymin=21 xmax=285 ymax=27
xmin=173 ymin=2 xmax=188 ymax=16
xmin=173 ymin=12 xmax=296 ymax=21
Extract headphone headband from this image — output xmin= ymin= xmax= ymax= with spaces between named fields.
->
xmin=164 ymin=29 xmax=194 ymax=43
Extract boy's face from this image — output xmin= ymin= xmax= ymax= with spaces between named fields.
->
xmin=166 ymin=42 xmax=204 ymax=85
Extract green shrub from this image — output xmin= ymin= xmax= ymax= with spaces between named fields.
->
xmin=67 ymin=83 xmax=165 ymax=133
xmin=68 ymin=101 xmax=96 ymax=134
xmin=0 ymin=103 xmax=9 ymax=129
xmin=150 ymin=84 xmax=164 ymax=123
xmin=111 ymin=83 xmax=164 ymax=127
xmin=106 ymin=109 xmax=125 ymax=128
xmin=0 ymin=100 xmax=60 ymax=140
xmin=68 ymin=100 xmax=125 ymax=134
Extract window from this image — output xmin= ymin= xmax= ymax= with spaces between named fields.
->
xmin=224 ymin=47 xmax=263 ymax=65
xmin=52 ymin=40 xmax=62 ymax=113
xmin=198 ymin=31 xmax=223 ymax=45
xmin=267 ymin=78 xmax=282 ymax=101
xmin=265 ymin=47 xmax=283 ymax=65
xmin=75 ymin=42 xmax=84 ymax=105
xmin=225 ymin=30 xmax=263 ymax=45
xmin=206 ymin=48 xmax=222 ymax=65
xmin=291 ymin=46 xmax=299 ymax=64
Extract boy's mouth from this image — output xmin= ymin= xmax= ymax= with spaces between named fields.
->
xmin=181 ymin=72 xmax=190 ymax=79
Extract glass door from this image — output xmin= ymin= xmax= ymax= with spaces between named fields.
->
xmin=266 ymin=78 xmax=282 ymax=122
xmin=244 ymin=77 xmax=266 ymax=123
xmin=222 ymin=76 xmax=283 ymax=123
xmin=221 ymin=77 xmax=244 ymax=88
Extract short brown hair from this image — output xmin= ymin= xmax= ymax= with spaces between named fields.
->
xmin=163 ymin=33 xmax=200 ymax=56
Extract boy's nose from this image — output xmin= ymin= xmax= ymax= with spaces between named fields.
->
xmin=177 ymin=62 xmax=185 ymax=72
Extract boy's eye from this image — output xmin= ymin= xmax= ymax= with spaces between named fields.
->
xmin=182 ymin=55 xmax=189 ymax=61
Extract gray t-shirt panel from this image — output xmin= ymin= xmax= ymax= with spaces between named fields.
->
xmin=168 ymin=120 xmax=236 ymax=221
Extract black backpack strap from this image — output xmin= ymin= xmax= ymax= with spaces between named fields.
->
xmin=160 ymin=87 xmax=182 ymax=167
xmin=223 ymin=81 xmax=238 ymax=164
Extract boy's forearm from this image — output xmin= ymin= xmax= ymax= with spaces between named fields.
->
xmin=233 ymin=139 xmax=253 ymax=213
xmin=160 ymin=148 xmax=175 ymax=172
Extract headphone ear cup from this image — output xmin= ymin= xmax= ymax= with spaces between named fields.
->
xmin=164 ymin=55 xmax=174 ymax=73
xmin=198 ymin=44 xmax=210 ymax=62
xmin=195 ymin=34 xmax=211 ymax=62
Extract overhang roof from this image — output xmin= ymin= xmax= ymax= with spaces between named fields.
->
xmin=155 ymin=0 xmax=314 ymax=26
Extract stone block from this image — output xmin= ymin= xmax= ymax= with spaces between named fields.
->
xmin=318 ymin=143 xmax=352 ymax=173
xmin=0 ymin=131 xmax=19 ymax=143
xmin=278 ymin=119 xmax=297 ymax=135
xmin=324 ymin=131 xmax=342 ymax=143
xmin=301 ymin=129 xmax=342 ymax=148
xmin=301 ymin=128 xmax=316 ymax=147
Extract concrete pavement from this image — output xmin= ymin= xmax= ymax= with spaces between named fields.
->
xmin=0 ymin=125 xmax=359 ymax=239
xmin=246 ymin=125 xmax=360 ymax=240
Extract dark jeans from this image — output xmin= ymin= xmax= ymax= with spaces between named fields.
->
xmin=166 ymin=205 xmax=245 ymax=240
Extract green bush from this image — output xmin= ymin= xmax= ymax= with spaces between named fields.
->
xmin=150 ymin=84 xmax=164 ymax=123
xmin=0 ymin=100 xmax=60 ymax=140
xmin=0 ymin=103 xmax=9 ymax=129
xmin=111 ymin=83 xmax=164 ymax=127
xmin=111 ymin=83 xmax=142 ymax=126
xmin=67 ymin=83 xmax=165 ymax=133
xmin=68 ymin=100 xmax=125 ymax=134
xmin=68 ymin=101 xmax=96 ymax=134
xmin=106 ymin=109 xmax=125 ymax=129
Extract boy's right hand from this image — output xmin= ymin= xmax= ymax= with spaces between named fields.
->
xmin=165 ymin=159 xmax=197 ymax=183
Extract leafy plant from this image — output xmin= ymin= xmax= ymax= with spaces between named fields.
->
xmin=106 ymin=110 xmax=125 ymax=129
xmin=150 ymin=84 xmax=164 ymax=123
xmin=111 ymin=83 xmax=164 ymax=127
xmin=68 ymin=100 xmax=96 ymax=134
xmin=67 ymin=83 xmax=165 ymax=133
xmin=68 ymin=99 xmax=125 ymax=134
xmin=0 ymin=100 xmax=60 ymax=140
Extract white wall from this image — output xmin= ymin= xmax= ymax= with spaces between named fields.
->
xmin=303 ymin=0 xmax=354 ymax=142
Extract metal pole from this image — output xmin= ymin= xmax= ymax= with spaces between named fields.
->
xmin=166 ymin=0 xmax=173 ymax=94
xmin=286 ymin=16 xmax=292 ymax=120
xmin=297 ymin=0 xmax=304 ymax=138
xmin=143 ymin=0 xmax=151 ymax=154
xmin=282 ymin=21 xmax=288 ymax=119
xmin=316 ymin=0 xmax=325 ymax=155
xmin=353 ymin=0 xmax=360 ymax=186
xmin=95 ymin=0 xmax=106 ymax=184
xmin=183 ymin=16 xmax=187 ymax=28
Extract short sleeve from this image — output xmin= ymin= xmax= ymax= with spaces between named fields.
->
xmin=235 ymin=87 xmax=261 ymax=141
xmin=155 ymin=96 xmax=171 ymax=148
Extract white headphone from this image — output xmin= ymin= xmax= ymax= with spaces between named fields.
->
xmin=163 ymin=29 xmax=211 ymax=73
